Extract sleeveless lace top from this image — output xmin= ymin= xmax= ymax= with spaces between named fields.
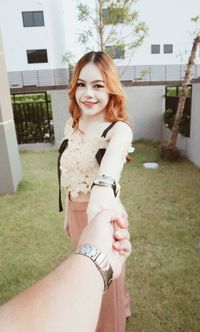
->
xmin=60 ymin=123 xmax=109 ymax=198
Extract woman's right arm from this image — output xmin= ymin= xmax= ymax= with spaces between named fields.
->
xmin=87 ymin=122 xmax=133 ymax=222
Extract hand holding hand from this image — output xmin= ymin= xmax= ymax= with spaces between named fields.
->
xmin=77 ymin=209 xmax=131 ymax=278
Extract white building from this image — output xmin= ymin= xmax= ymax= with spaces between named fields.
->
xmin=0 ymin=0 xmax=68 ymax=71
xmin=0 ymin=0 xmax=200 ymax=86
xmin=132 ymin=0 xmax=200 ymax=65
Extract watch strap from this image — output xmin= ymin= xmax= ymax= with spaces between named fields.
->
xmin=75 ymin=245 xmax=113 ymax=292
xmin=91 ymin=175 xmax=118 ymax=197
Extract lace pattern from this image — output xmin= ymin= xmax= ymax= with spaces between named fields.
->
xmin=60 ymin=124 xmax=108 ymax=198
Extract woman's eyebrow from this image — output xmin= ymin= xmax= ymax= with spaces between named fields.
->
xmin=77 ymin=78 xmax=104 ymax=83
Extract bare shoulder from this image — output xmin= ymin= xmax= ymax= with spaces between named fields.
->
xmin=112 ymin=121 xmax=133 ymax=141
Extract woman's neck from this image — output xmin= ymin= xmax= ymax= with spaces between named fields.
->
xmin=80 ymin=111 xmax=106 ymax=124
xmin=78 ymin=113 xmax=111 ymax=136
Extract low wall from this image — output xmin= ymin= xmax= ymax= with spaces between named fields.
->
xmin=49 ymin=90 xmax=69 ymax=147
xmin=124 ymin=86 xmax=165 ymax=141
xmin=186 ymin=83 xmax=200 ymax=167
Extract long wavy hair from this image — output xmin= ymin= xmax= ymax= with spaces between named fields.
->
xmin=68 ymin=51 xmax=128 ymax=129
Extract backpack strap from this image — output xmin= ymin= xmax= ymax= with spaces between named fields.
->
xmin=95 ymin=122 xmax=117 ymax=165
xmin=57 ymin=139 xmax=68 ymax=212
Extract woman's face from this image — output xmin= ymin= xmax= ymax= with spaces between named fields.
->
xmin=75 ymin=63 xmax=110 ymax=117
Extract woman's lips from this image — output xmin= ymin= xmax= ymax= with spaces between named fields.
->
xmin=82 ymin=101 xmax=97 ymax=108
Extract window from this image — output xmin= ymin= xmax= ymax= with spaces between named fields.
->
xmin=102 ymin=7 xmax=124 ymax=24
xmin=151 ymin=44 xmax=160 ymax=54
xmin=164 ymin=44 xmax=173 ymax=54
xmin=26 ymin=49 xmax=48 ymax=64
xmin=106 ymin=45 xmax=125 ymax=59
xmin=22 ymin=11 xmax=44 ymax=27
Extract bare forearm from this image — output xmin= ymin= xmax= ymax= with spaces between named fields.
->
xmin=0 ymin=255 xmax=103 ymax=332
xmin=0 ymin=210 xmax=132 ymax=332
xmin=98 ymin=122 xmax=133 ymax=180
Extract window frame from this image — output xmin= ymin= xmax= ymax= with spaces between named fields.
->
xmin=105 ymin=45 xmax=125 ymax=59
xmin=22 ymin=11 xmax=44 ymax=27
xmin=164 ymin=44 xmax=173 ymax=54
xmin=26 ymin=49 xmax=48 ymax=64
xmin=151 ymin=44 xmax=160 ymax=54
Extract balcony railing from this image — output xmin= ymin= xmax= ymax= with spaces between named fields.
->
xmin=8 ymin=68 xmax=70 ymax=88
xmin=8 ymin=64 xmax=200 ymax=88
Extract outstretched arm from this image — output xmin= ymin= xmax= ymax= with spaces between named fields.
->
xmin=87 ymin=122 xmax=133 ymax=221
xmin=98 ymin=122 xmax=133 ymax=180
xmin=0 ymin=210 xmax=131 ymax=332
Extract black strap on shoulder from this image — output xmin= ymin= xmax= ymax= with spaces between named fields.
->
xmin=101 ymin=122 xmax=116 ymax=138
xmin=57 ymin=139 xmax=68 ymax=212
xmin=95 ymin=122 xmax=117 ymax=165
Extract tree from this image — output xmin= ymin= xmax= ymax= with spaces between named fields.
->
xmin=64 ymin=0 xmax=148 ymax=65
xmin=161 ymin=17 xmax=200 ymax=161
xmin=62 ymin=50 xmax=75 ymax=80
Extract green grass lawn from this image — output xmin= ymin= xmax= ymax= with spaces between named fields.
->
xmin=0 ymin=141 xmax=200 ymax=332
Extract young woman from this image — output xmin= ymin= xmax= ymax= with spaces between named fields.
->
xmin=58 ymin=51 xmax=133 ymax=332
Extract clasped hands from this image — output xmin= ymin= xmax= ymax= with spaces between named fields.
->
xmin=78 ymin=208 xmax=131 ymax=279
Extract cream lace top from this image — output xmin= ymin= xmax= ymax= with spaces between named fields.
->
xmin=60 ymin=123 xmax=109 ymax=198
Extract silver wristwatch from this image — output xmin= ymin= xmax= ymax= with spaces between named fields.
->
xmin=75 ymin=245 xmax=113 ymax=292
xmin=92 ymin=175 xmax=118 ymax=197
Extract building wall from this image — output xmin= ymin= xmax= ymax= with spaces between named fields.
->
xmin=125 ymin=86 xmax=165 ymax=141
xmin=0 ymin=0 xmax=67 ymax=71
xmin=185 ymin=83 xmax=200 ymax=167
xmin=127 ymin=0 xmax=200 ymax=66
xmin=0 ymin=30 xmax=22 ymax=194
xmin=61 ymin=0 xmax=200 ymax=66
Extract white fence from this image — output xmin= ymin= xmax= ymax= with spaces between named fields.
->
xmin=8 ymin=64 xmax=200 ymax=88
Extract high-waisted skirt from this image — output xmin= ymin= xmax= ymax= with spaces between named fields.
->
xmin=67 ymin=198 xmax=131 ymax=332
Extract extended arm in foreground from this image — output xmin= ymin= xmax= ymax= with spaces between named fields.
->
xmin=0 ymin=210 xmax=131 ymax=332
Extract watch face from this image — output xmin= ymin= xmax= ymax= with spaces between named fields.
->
xmin=95 ymin=176 xmax=115 ymax=185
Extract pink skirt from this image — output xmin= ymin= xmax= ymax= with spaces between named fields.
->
xmin=67 ymin=199 xmax=131 ymax=332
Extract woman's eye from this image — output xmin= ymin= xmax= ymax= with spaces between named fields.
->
xmin=77 ymin=82 xmax=85 ymax=87
xmin=94 ymin=84 xmax=104 ymax=89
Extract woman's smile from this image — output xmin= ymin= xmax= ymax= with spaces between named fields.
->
xmin=81 ymin=101 xmax=98 ymax=108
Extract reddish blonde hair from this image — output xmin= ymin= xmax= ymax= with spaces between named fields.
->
xmin=68 ymin=51 xmax=128 ymax=128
